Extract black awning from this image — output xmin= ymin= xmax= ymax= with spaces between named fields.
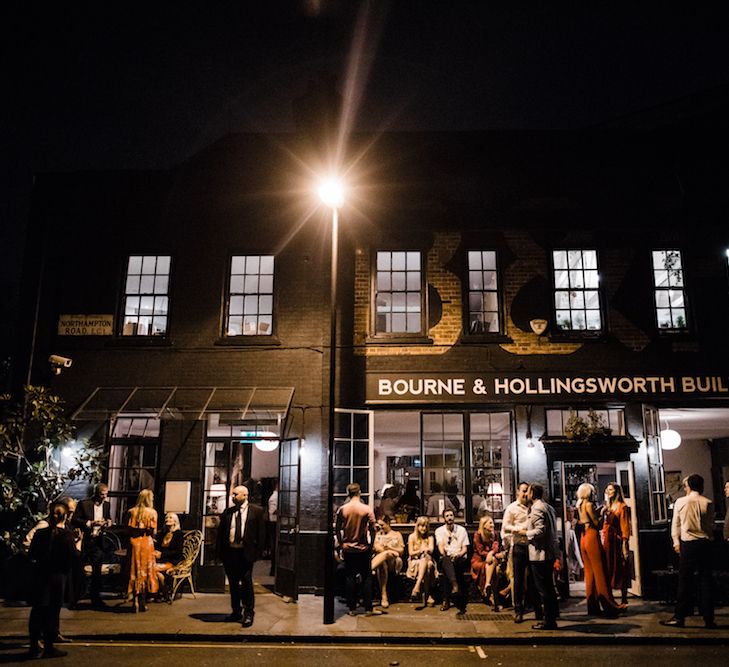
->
xmin=71 ymin=386 xmax=294 ymax=434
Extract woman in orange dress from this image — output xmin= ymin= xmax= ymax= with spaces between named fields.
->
xmin=601 ymin=482 xmax=631 ymax=605
xmin=470 ymin=514 xmax=504 ymax=610
xmin=127 ymin=489 xmax=159 ymax=612
xmin=576 ymin=483 xmax=625 ymax=617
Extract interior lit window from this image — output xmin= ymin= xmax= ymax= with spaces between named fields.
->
xmin=122 ymin=256 xmax=171 ymax=336
xmin=553 ymin=249 xmax=602 ymax=332
xmin=651 ymin=249 xmax=688 ymax=331
xmin=227 ymin=255 xmax=274 ymax=336
xmin=467 ymin=250 xmax=501 ymax=334
xmin=374 ymin=251 xmax=422 ymax=334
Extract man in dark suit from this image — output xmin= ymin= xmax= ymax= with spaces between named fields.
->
xmin=216 ymin=485 xmax=266 ymax=628
xmin=72 ymin=483 xmax=112 ymax=607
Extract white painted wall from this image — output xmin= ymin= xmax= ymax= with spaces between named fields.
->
xmin=662 ymin=438 xmax=714 ymax=500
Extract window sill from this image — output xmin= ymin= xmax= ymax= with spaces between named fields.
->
xmin=365 ymin=336 xmax=434 ymax=346
xmin=461 ymin=333 xmax=513 ymax=344
xmin=548 ymin=331 xmax=606 ymax=343
xmin=214 ymin=336 xmax=281 ymax=347
xmin=105 ymin=337 xmax=172 ymax=348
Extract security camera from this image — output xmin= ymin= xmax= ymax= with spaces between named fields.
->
xmin=49 ymin=355 xmax=73 ymax=374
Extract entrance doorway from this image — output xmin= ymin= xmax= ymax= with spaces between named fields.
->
xmin=551 ymin=459 xmax=641 ymax=598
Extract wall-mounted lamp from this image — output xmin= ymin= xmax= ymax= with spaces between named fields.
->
xmin=526 ymin=405 xmax=535 ymax=448
xmin=660 ymin=419 xmax=681 ymax=450
xmin=529 ymin=318 xmax=548 ymax=336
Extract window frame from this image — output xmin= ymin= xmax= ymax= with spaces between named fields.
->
xmin=550 ymin=248 xmax=604 ymax=338
xmin=106 ymin=415 xmax=161 ymax=524
xmin=119 ymin=255 xmax=172 ymax=337
xmin=651 ymin=248 xmax=690 ymax=335
xmin=463 ymin=249 xmax=505 ymax=338
xmin=224 ymin=254 xmax=276 ymax=338
xmin=370 ymin=249 xmax=427 ymax=340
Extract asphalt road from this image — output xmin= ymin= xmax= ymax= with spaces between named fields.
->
xmin=1 ymin=641 xmax=728 ymax=666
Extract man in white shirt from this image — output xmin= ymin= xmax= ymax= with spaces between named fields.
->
xmin=501 ymin=481 xmax=537 ymax=623
xmin=435 ymin=509 xmax=470 ymax=614
xmin=267 ymin=481 xmax=278 ymax=576
xmin=661 ymin=474 xmax=716 ymax=629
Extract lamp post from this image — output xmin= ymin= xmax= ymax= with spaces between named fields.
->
xmin=318 ymin=177 xmax=344 ymax=625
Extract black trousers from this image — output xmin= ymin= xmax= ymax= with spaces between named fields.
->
xmin=675 ymin=539 xmax=714 ymax=624
xmin=530 ymin=560 xmax=559 ymax=625
xmin=84 ymin=536 xmax=105 ymax=601
xmin=223 ymin=550 xmax=255 ymax=614
xmin=512 ymin=543 xmax=541 ymax=616
xmin=29 ymin=572 xmax=67 ymax=649
xmin=342 ymin=550 xmax=373 ymax=612
xmin=440 ymin=554 xmax=469 ymax=611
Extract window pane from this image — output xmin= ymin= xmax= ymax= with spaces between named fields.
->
xmin=584 ymin=270 xmax=599 ymax=288
xmin=392 ymin=272 xmax=406 ymax=290
xmin=468 ymin=251 xmax=482 ymax=270
xmin=231 ymin=256 xmax=246 ymax=273
xmin=671 ymin=309 xmax=686 ymax=328
xmin=469 ymin=271 xmax=483 ymax=290
xmin=140 ymin=275 xmax=154 ymax=293
xmin=377 ymin=252 xmax=390 ymax=271
xmin=406 ymin=252 xmax=420 ymax=270
xmin=230 ymin=275 xmax=244 ymax=292
xmin=553 ymin=250 xmax=567 ymax=269
xmin=406 ymin=271 xmax=420 ymax=291
xmin=669 ymin=290 xmax=684 ymax=307
xmin=128 ymin=256 xmax=142 ymax=274
xmin=259 ymin=295 xmax=273 ymax=314
xmin=654 ymin=270 xmax=669 ymax=287
xmin=569 ymin=270 xmax=584 ymax=288
xmin=483 ymin=292 xmax=497 ymax=311
xmin=126 ymin=275 xmax=140 ymax=293
xmin=583 ymin=251 xmax=597 ymax=269
xmin=392 ymin=252 xmax=406 ymax=271
xmin=554 ymin=270 xmax=569 ymax=289
xmin=156 ymin=256 xmax=171 ymax=274
xmin=228 ymin=316 xmax=242 ymax=336
xmin=141 ymin=256 xmax=156 ymax=274
xmin=230 ymin=296 xmax=244 ymax=315
xmin=482 ymin=251 xmax=496 ymax=270
xmin=568 ymin=250 xmax=583 ymax=269
xmin=656 ymin=308 xmax=672 ymax=328
xmin=483 ymin=271 xmax=497 ymax=289
xmin=586 ymin=310 xmax=601 ymax=330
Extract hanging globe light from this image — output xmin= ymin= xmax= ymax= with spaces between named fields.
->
xmin=660 ymin=424 xmax=682 ymax=450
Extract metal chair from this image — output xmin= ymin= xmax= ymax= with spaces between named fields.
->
xmin=167 ymin=530 xmax=203 ymax=601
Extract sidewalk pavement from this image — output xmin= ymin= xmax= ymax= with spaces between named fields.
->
xmin=2 ymin=580 xmax=729 ymax=646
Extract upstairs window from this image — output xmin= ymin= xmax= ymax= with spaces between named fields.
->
xmin=227 ymin=255 xmax=274 ymax=336
xmin=374 ymin=251 xmax=423 ymax=334
xmin=122 ymin=255 xmax=170 ymax=336
xmin=652 ymin=249 xmax=688 ymax=331
xmin=553 ymin=249 xmax=602 ymax=332
xmin=467 ymin=250 xmax=501 ymax=334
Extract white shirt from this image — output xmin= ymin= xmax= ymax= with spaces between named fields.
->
xmin=435 ymin=523 xmax=469 ymax=558
xmin=501 ymin=500 xmax=529 ymax=546
xmin=229 ymin=502 xmax=249 ymax=546
xmin=268 ymin=490 xmax=278 ymax=522
xmin=671 ymin=491 xmax=714 ymax=549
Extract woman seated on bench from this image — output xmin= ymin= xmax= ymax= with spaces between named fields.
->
xmin=470 ymin=514 xmax=505 ymax=611
xmin=371 ymin=515 xmax=404 ymax=608
xmin=154 ymin=512 xmax=184 ymax=602
xmin=406 ymin=516 xmax=436 ymax=607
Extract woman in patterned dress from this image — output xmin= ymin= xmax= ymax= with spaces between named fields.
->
xmin=127 ymin=489 xmax=159 ymax=611
xmin=470 ymin=514 xmax=504 ymax=610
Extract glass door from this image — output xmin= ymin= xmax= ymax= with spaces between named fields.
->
xmin=615 ymin=460 xmax=642 ymax=596
xmin=274 ymin=437 xmax=301 ymax=601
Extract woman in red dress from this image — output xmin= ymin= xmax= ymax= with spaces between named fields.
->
xmin=470 ymin=514 xmax=504 ymax=610
xmin=576 ymin=483 xmax=625 ymax=617
xmin=127 ymin=489 xmax=159 ymax=612
xmin=601 ymin=482 xmax=632 ymax=605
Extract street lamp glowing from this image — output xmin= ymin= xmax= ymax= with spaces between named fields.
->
xmin=318 ymin=177 xmax=345 ymax=209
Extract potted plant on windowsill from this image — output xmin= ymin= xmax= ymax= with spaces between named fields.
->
xmin=564 ymin=409 xmax=612 ymax=441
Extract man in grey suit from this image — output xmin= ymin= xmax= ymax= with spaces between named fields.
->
xmin=520 ymin=483 xmax=560 ymax=630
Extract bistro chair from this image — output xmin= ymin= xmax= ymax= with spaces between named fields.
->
xmin=167 ymin=530 xmax=203 ymax=601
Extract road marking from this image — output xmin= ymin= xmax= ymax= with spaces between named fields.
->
xmin=475 ymin=645 xmax=487 ymax=659
xmin=73 ymin=641 xmax=474 ymax=652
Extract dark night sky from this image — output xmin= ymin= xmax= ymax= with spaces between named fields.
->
xmin=3 ymin=1 xmax=729 ymax=353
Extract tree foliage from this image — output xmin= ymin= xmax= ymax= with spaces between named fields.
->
xmin=0 ymin=385 xmax=106 ymax=554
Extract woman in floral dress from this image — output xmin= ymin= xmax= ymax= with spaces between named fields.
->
xmin=127 ymin=489 xmax=159 ymax=611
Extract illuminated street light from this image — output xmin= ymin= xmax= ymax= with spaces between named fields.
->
xmin=319 ymin=175 xmax=344 ymax=625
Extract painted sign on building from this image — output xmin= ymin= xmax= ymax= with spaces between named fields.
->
xmin=366 ymin=372 xmax=729 ymax=403
xmin=58 ymin=315 xmax=114 ymax=336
